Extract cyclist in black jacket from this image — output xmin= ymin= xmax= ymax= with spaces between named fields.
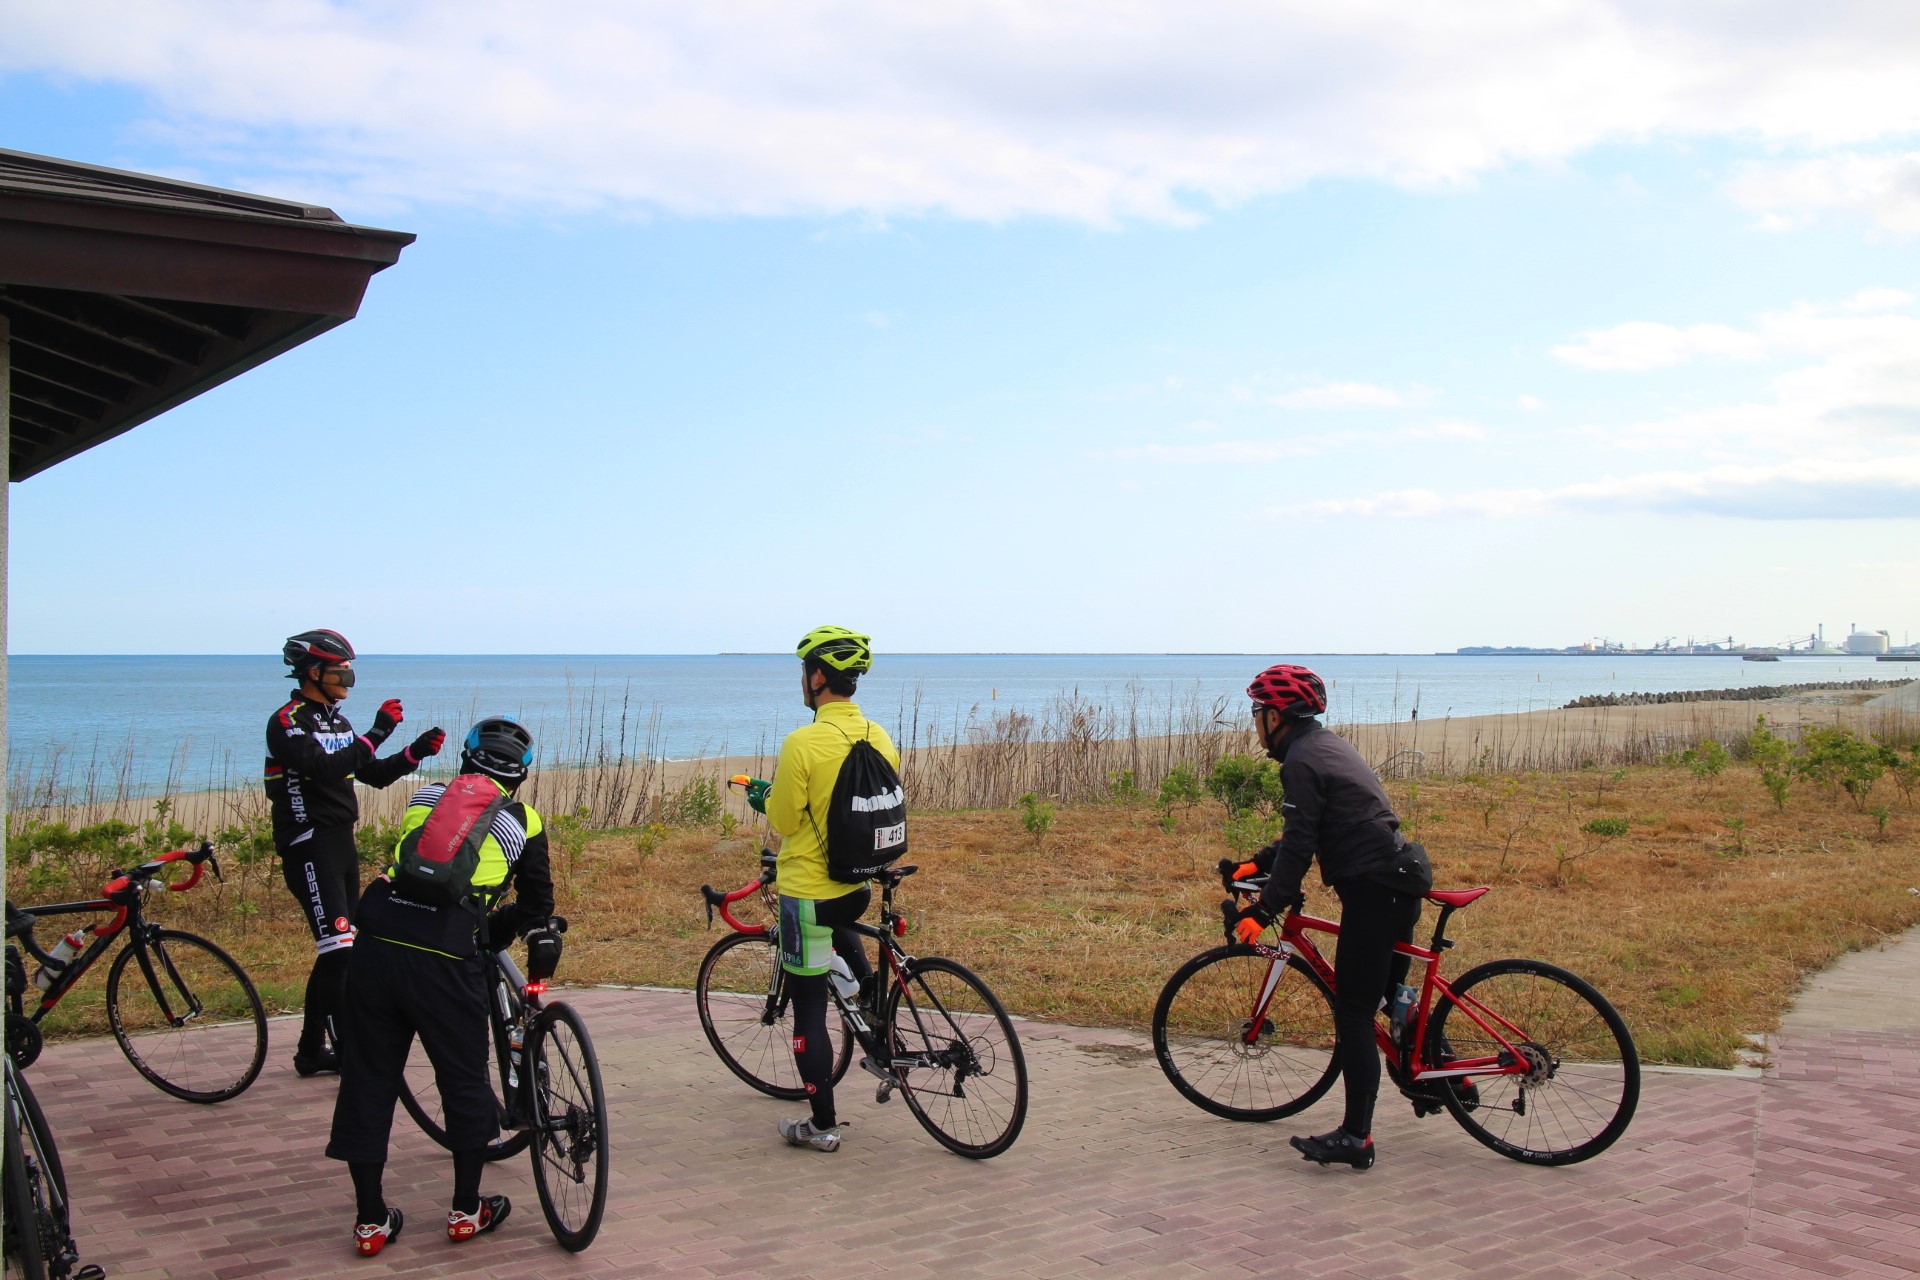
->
xmin=1225 ymin=663 xmax=1431 ymax=1171
xmin=267 ymin=629 xmax=445 ymax=1077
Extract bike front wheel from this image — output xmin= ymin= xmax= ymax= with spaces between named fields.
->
xmin=528 ymin=1002 xmax=609 ymax=1252
xmin=3 ymin=1093 xmax=47 ymax=1280
xmin=1152 ymin=945 xmax=1340 ymax=1122
xmin=695 ymin=932 xmax=852 ymax=1099
xmin=1426 ymin=958 xmax=1640 ymax=1166
xmin=885 ymin=957 xmax=1028 ymax=1158
xmin=105 ymin=929 xmax=267 ymax=1103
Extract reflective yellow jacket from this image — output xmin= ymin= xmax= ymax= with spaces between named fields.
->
xmin=768 ymin=701 xmax=900 ymax=901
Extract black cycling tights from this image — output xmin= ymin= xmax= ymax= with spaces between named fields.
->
xmin=788 ymin=903 xmax=874 ymax=1131
xmin=1330 ymin=878 xmax=1423 ymax=1139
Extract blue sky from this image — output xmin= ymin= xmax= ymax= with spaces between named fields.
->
xmin=6 ymin=3 xmax=1919 ymax=655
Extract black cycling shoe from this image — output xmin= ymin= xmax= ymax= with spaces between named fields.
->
xmin=293 ymin=1048 xmax=340 ymax=1077
xmin=1290 ymin=1128 xmax=1376 ymax=1170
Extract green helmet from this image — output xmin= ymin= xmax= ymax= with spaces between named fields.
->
xmin=796 ymin=625 xmax=873 ymax=674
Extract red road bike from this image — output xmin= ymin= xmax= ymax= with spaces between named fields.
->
xmin=5 ymin=842 xmax=266 ymax=1104
xmin=1152 ymin=867 xmax=1639 ymax=1165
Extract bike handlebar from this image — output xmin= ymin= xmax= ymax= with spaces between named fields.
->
xmin=102 ymin=841 xmax=220 ymax=900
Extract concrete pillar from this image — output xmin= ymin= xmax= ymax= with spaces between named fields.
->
xmin=1 ymin=316 xmax=8 ymax=1071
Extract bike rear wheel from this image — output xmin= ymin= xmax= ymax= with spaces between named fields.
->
xmin=695 ymin=932 xmax=852 ymax=1099
xmin=528 ymin=1002 xmax=609 ymax=1252
xmin=398 ymin=1021 xmax=532 ymax=1163
xmin=885 ymin=957 xmax=1027 ymax=1158
xmin=3 ymin=1093 xmax=47 ymax=1280
xmin=105 ymin=929 xmax=267 ymax=1103
xmin=1426 ymin=958 xmax=1640 ymax=1165
xmin=1152 ymin=945 xmax=1340 ymax=1122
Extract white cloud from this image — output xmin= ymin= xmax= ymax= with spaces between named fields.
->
xmin=10 ymin=2 xmax=1920 ymax=222
xmin=1288 ymin=456 xmax=1920 ymax=520
xmin=1400 ymin=420 xmax=1487 ymax=442
xmin=1553 ymin=290 xmax=1920 ymax=450
xmin=860 ymin=310 xmax=891 ymax=328
xmin=1516 ymin=395 xmax=1545 ymax=411
xmin=1726 ymin=152 xmax=1920 ymax=234
xmin=1269 ymin=381 xmax=1410 ymax=410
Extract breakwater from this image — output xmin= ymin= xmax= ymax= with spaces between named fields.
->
xmin=1562 ymin=678 xmax=1909 ymax=709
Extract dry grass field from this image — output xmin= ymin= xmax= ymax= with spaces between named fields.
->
xmin=14 ymin=756 xmax=1917 ymax=1070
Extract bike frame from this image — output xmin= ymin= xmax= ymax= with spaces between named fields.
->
xmin=1230 ymin=881 xmax=1536 ymax=1087
xmin=8 ymin=845 xmax=216 ymax=1026
xmin=703 ymin=863 xmax=941 ymax=1093
xmin=479 ymin=945 xmax=544 ymax=1121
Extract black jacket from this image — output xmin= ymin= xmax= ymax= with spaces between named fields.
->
xmin=264 ymin=696 xmax=419 ymax=846
xmin=1254 ymin=718 xmax=1403 ymax=911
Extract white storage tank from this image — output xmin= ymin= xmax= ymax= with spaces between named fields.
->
xmin=1847 ymin=626 xmax=1891 ymax=655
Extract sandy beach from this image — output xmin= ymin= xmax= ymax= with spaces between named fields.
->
xmin=16 ymin=682 xmax=1910 ymax=835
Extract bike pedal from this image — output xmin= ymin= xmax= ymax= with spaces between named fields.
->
xmin=875 ymin=1079 xmax=894 ymax=1104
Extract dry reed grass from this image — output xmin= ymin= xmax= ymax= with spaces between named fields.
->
xmin=16 ymin=756 xmax=1917 ymax=1069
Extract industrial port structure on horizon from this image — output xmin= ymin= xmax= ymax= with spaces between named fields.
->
xmin=1455 ymin=623 xmax=1918 ymax=659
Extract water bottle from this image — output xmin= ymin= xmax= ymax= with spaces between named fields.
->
xmin=1388 ymin=983 xmax=1418 ymax=1044
xmin=32 ymin=929 xmax=88 ymax=992
xmin=507 ymin=1022 xmax=525 ymax=1090
xmin=827 ymin=954 xmax=860 ymax=1002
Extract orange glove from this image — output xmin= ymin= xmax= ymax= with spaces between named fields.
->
xmin=1226 ymin=900 xmax=1276 ymax=946
xmin=1233 ymin=862 xmax=1260 ymax=881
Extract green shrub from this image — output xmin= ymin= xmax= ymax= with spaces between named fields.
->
xmin=1205 ymin=754 xmax=1284 ymax=818
xmin=1580 ymin=817 xmax=1631 ymax=838
xmin=1223 ymin=811 xmax=1284 ymax=858
xmin=662 ymin=776 xmax=723 ymax=828
xmin=1157 ymin=763 xmax=1205 ymax=830
xmin=1106 ymin=769 xmax=1144 ymax=806
xmin=1017 ymin=792 xmax=1056 ymax=846
xmin=1680 ymin=740 xmax=1729 ymax=779
xmin=1748 ymin=716 xmax=1793 ymax=811
xmin=1797 ymin=726 xmax=1885 ymax=810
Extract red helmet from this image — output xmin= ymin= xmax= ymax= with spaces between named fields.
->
xmin=1247 ymin=664 xmax=1327 ymax=717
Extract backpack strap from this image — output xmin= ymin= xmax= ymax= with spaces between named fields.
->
xmin=801 ymin=719 xmax=862 ymax=852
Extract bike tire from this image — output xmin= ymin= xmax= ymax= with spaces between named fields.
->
xmin=885 ymin=957 xmax=1027 ymax=1159
xmin=1151 ymin=944 xmax=1340 ymax=1122
xmin=1426 ymin=958 xmax=1640 ymax=1166
xmin=527 ymin=1002 xmax=609 ymax=1252
xmin=4 ymin=1084 xmax=48 ymax=1280
xmin=105 ymin=929 xmax=267 ymax=1103
xmin=694 ymin=932 xmax=853 ymax=1099
xmin=397 ymin=1027 xmax=533 ymax=1163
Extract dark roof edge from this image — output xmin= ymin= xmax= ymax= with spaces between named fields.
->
xmin=0 ymin=147 xmax=413 ymax=244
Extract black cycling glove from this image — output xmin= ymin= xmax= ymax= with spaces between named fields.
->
xmin=524 ymin=919 xmax=565 ymax=981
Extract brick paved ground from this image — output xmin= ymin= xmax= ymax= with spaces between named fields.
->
xmin=27 ymin=936 xmax=1920 ymax=1279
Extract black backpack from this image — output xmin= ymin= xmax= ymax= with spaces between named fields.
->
xmin=819 ymin=732 xmax=909 ymax=885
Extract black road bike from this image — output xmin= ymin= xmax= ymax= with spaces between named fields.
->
xmin=395 ymin=923 xmax=609 ymax=1252
xmin=6 ymin=843 xmax=265 ymax=1104
xmin=696 ymin=855 xmax=1029 ymax=1159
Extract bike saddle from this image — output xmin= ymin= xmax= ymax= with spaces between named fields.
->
xmin=1424 ymin=887 xmax=1490 ymax=908
xmin=877 ymin=865 xmax=919 ymax=885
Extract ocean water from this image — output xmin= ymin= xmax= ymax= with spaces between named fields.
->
xmin=6 ymin=651 xmax=1892 ymax=797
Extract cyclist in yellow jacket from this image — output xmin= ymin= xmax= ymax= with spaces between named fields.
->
xmin=768 ymin=626 xmax=899 ymax=1152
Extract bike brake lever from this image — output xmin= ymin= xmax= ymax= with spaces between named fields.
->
xmin=209 ymin=855 xmax=224 ymax=884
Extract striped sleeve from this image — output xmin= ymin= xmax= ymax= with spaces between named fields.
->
xmin=490 ymin=809 xmax=529 ymax=864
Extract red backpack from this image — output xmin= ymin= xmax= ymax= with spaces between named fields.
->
xmin=393 ymin=775 xmax=510 ymax=909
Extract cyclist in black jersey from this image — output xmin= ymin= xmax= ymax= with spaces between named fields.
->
xmin=327 ymin=716 xmax=556 ymax=1257
xmin=266 ymin=629 xmax=445 ymax=1077
xmin=1225 ymin=663 xmax=1431 ymax=1171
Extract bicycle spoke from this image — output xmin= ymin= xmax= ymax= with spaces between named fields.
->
xmin=1153 ymin=948 xmax=1340 ymax=1121
xmin=888 ymin=959 xmax=1027 ymax=1158
xmin=1430 ymin=961 xmax=1639 ymax=1165
xmin=107 ymin=932 xmax=266 ymax=1103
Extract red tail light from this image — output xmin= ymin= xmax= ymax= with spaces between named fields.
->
xmin=524 ymin=981 xmax=547 ymax=995
xmin=893 ymin=916 xmax=908 ymax=938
